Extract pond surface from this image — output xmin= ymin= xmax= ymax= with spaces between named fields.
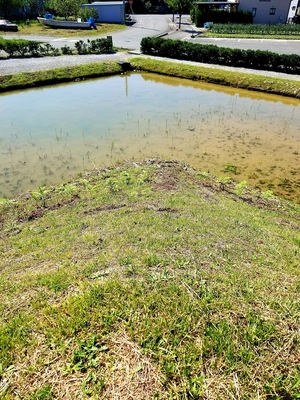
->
xmin=1 ymin=72 xmax=300 ymax=201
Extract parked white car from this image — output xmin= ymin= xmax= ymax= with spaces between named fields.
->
xmin=0 ymin=19 xmax=18 ymax=31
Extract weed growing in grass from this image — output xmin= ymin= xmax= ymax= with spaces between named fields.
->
xmin=106 ymin=177 xmax=119 ymax=194
xmin=234 ymin=180 xmax=248 ymax=196
xmin=110 ymin=140 xmax=115 ymax=165
xmin=66 ymin=335 xmax=108 ymax=373
xmin=0 ymin=313 xmax=32 ymax=370
xmin=31 ymin=385 xmax=54 ymax=400
xmin=262 ymin=189 xmax=274 ymax=199
xmin=217 ymin=176 xmax=232 ymax=184
xmin=30 ymin=186 xmax=48 ymax=207
xmin=144 ymin=253 xmax=161 ymax=268
xmin=35 ymin=271 xmax=70 ymax=293
xmin=224 ymin=163 xmax=238 ymax=174
xmin=55 ymin=182 xmax=77 ymax=198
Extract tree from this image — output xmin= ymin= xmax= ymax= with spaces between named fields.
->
xmin=0 ymin=0 xmax=24 ymax=18
xmin=45 ymin=0 xmax=83 ymax=20
xmin=165 ymin=0 xmax=176 ymax=22
xmin=26 ymin=0 xmax=42 ymax=17
xmin=78 ymin=6 xmax=98 ymax=21
xmin=165 ymin=0 xmax=193 ymax=28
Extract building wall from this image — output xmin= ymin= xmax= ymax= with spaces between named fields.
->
xmin=238 ymin=0 xmax=291 ymax=24
xmin=81 ymin=2 xmax=125 ymax=24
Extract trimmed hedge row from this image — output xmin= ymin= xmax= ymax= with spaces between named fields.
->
xmin=0 ymin=37 xmax=113 ymax=58
xmin=191 ymin=9 xmax=253 ymax=27
xmin=0 ymin=38 xmax=47 ymax=57
xmin=140 ymin=37 xmax=300 ymax=75
xmin=210 ymin=23 xmax=300 ymax=36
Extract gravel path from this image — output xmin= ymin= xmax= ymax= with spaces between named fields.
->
xmin=1 ymin=52 xmax=300 ymax=82
xmin=0 ymin=52 xmax=133 ymax=75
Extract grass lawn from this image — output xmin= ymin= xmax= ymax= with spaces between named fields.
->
xmin=7 ymin=19 xmax=127 ymax=38
xmin=0 ymin=160 xmax=299 ymax=399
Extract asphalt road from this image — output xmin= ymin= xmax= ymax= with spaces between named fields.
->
xmin=3 ymin=15 xmax=300 ymax=55
xmin=1 ymin=15 xmax=176 ymax=52
xmin=1 ymin=15 xmax=300 ymax=80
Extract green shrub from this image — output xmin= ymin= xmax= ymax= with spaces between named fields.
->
xmin=0 ymin=37 xmax=5 ymax=51
xmin=61 ymin=45 xmax=73 ymax=55
xmin=78 ymin=7 xmax=99 ymax=22
xmin=28 ymin=41 xmax=40 ymax=56
xmin=74 ymin=38 xmax=112 ymax=55
xmin=37 ymin=43 xmax=61 ymax=56
xmin=75 ymin=39 xmax=90 ymax=54
xmin=89 ymin=38 xmax=112 ymax=53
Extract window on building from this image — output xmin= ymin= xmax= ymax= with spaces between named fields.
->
xmin=270 ymin=7 xmax=276 ymax=15
xmin=259 ymin=0 xmax=271 ymax=2
xmin=252 ymin=8 xmax=257 ymax=17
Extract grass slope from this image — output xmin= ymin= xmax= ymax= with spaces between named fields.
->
xmin=0 ymin=61 xmax=123 ymax=91
xmin=131 ymin=58 xmax=300 ymax=99
xmin=0 ymin=160 xmax=299 ymax=399
xmin=1 ymin=58 xmax=300 ymax=99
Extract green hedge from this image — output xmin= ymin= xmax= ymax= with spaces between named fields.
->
xmin=0 ymin=37 xmax=113 ymax=57
xmin=0 ymin=38 xmax=60 ymax=57
xmin=0 ymin=38 xmax=40 ymax=57
xmin=140 ymin=37 xmax=300 ymax=75
xmin=191 ymin=9 xmax=252 ymax=27
xmin=210 ymin=23 xmax=300 ymax=36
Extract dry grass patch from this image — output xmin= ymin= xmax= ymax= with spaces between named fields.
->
xmin=7 ymin=335 xmax=88 ymax=399
xmin=4 ymin=329 xmax=167 ymax=400
xmin=102 ymin=329 xmax=167 ymax=399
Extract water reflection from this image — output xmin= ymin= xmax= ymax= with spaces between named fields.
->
xmin=1 ymin=72 xmax=300 ymax=201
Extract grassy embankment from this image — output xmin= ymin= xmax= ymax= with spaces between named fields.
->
xmin=1 ymin=48 xmax=300 ymax=399
xmin=0 ymin=61 xmax=124 ymax=91
xmin=1 ymin=57 xmax=300 ymax=99
xmin=0 ymin=160 xmax=299 ymax=399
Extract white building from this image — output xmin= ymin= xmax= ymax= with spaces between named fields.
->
xmin=287 ymin=0 xmax=300 ymax=22
xmin=196 ymin=0 xmax=293 ymax=24
xmin=238 ymin=0 xmax=292 ymax=24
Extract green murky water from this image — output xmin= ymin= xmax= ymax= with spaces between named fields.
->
xmin=1 ymin=72 xmax=300 ymax=200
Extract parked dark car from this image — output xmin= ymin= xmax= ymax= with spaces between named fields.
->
xmin=0 ymin=19 xmax=18 ymax=31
